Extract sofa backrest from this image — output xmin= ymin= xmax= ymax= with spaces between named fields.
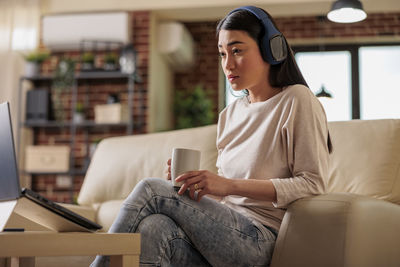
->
xmin=78 ymin=119 xmax=400 ymax=207
xmin=327 ymin=119 xmax=400 ymax=204
xmin=78 ymin=124 xmax=218 ymax=206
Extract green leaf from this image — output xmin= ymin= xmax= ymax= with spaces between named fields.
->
xmin=174 ymin=84 xmax=214 ymax=129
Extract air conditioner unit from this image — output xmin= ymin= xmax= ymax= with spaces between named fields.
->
xmin=42 ymin=12 xmax=130 ymax=50
xmin=158 ymin=22 xmax=195 ymax=71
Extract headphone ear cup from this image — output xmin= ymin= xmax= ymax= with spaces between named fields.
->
xmin=270 ymin=35 xmax=288 ymax=62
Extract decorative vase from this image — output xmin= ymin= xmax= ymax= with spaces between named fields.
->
xmin=25 ymin=62 xmax=40 ymax=77
xmin=82 ymin=62 xmax=94 ymax=71
xmin=120 ymin=44 xmax=136 ymax=74
xmin=104 ymin=62 xmax=117 ymax=71
xmin=73 ymin=113 xmax=85 ymax=124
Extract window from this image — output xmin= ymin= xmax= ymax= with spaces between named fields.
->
xmin=295 ymin=51 xmax=352 ymax=121
xmin=224 ymin=50 xmax=353 ymax=121
xmin=294 ymin=43 xmax=400 ymax=121
xmin=359 ymin=46 xmax=400 ymax=119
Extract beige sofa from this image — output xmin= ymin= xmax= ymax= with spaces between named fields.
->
xmin=31 ymin=119 xmax=400 ymax=266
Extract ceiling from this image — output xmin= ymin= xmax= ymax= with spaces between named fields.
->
xmin=42 ymin=0 xmax=400 ymax=21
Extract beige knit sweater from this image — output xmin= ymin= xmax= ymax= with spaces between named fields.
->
xmin=216 ymin=84 xmax=331 ymax=231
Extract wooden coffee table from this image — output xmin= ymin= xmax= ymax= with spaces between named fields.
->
xmin=0 ymin=232 xmax=140 ymax=267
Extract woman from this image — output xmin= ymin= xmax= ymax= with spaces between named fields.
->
xmin=91 ymin=6 xmax=331 ymax=267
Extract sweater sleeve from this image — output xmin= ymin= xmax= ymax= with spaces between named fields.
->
xmin=270 ymin=89 xmax=330 ymax=208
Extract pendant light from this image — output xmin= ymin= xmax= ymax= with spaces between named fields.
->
xmin=316 ymin=84 xmax=333 ymax=98
xmin=327 ymin=0 xmax=367 ymax=23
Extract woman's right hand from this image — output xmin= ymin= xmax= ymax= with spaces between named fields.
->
xmin=165 ymin=158 xmax=171 ymax=180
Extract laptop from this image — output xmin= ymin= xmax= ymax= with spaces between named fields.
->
xmin=0 ymin=101 xmax=102 ymax=232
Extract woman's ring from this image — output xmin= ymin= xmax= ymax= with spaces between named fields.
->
xmin=194 ymin=183 xmax=199 ymax=191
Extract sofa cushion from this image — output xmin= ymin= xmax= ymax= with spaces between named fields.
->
xmin=96 ymin=199 xmax=124 ymax=231
xmin=78 ymin=124 xmax=218 ymax=206
xmin=327 ymin=119 xmax=400 ymax=204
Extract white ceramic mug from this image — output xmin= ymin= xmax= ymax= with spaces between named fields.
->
xmin=171 ymin=148 xmax=201 ymax=187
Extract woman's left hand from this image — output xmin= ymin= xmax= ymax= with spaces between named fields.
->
xmin=175 ymin=170 xmax=230 ymax=201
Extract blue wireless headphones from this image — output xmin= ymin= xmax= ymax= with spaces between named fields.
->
xmin=228 ymin=6 xmax=288 ymax=65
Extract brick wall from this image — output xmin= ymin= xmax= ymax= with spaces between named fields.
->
xmin=276 ymin=12 xmax=400 ymax=39
xmin=33 ymin=11 xmax=150 ymax=203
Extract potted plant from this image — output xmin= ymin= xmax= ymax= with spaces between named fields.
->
xmin=174 ymin=84 xmax=215 ymax=129
xmin=81 ymin=52 xmax=95 ymax=71
xmin=104 ymin=52 xmax=118 ymax=71
xmin=23 ymin=50 xmax=50 ymax=77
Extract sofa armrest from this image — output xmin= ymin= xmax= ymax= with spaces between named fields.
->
xmin=271 ymin=193 xmax=400 ymax=267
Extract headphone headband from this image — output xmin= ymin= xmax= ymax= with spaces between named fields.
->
xmin=228 ymin=6 xmax=287 ymax=65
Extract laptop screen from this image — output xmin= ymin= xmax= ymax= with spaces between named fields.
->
xmin=0 ymin=102 xmax=22 ymax=201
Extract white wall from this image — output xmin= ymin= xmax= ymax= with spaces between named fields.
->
xmin=148 ymin=13 xmax=173 ymax=132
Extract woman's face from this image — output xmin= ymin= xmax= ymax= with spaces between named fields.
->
xmin=218 ymin=29 xmax=270 ymax=92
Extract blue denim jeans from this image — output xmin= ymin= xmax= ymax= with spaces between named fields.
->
xmin=90 ymin=178 xmax=277 ymax=267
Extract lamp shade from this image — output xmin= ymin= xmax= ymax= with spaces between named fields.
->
xmin=327 ymin=0 xmax=367 ymax=23
xmin=315 ymin=85 xmax=333 ymax=98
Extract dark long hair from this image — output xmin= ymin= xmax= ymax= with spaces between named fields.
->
xmin=216 ymin=8 xmax=308 ymax=88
